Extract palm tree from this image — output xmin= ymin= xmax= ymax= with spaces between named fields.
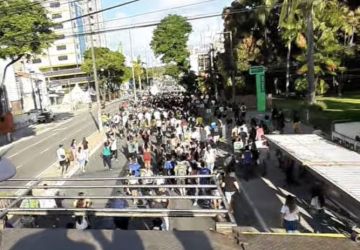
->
xmin=279 ymin=0 xmax=302 ymax=95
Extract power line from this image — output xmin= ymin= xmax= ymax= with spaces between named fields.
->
xmin=67 ymin=4 xmax=283 ymax=37
xmin=60 ymin=0 xmax=140 ymax=24
xmin=51 ymin=0 xmax=218 ymax=34
xmin=1 ymin=2 xmax=280 ymax=44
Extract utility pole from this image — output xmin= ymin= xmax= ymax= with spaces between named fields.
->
xmin=209 ymin=43 xmax=218 ymax=100
xmin=129 ymin=29 xmax=137 ymax=102
xmin=145 ymin=49 xmax=150 ymax=86
xmin=88 ymin=1 xmax=103 ymax=131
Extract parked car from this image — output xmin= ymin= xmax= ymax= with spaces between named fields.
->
xmin=26 ymin=109 xmax=42 ymax=123
xmin=37 ymin=110 xmax=55 ymax=123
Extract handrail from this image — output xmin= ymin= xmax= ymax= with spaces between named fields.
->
xmin=6 ymin=208 xmax=228 ymax=217
xmin=0 ymin=195 xmax=222 ymax=200
xmin=0 ymin=184 xmax=217 ymax=189
xmin=6 ymin=175 xmax=215 ymax=182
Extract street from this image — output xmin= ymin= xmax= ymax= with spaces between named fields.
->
xmin=0 ymin=103 xmax=120 ymax=182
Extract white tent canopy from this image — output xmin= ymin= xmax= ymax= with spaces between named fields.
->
xmin=62 ymin=84 xmax=91 ymax=104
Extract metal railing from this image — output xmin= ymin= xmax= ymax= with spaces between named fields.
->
xmin=0 ymin=175 xmax=235 ymax=222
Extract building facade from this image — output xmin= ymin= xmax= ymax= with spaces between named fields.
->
xmin=30 ymin=0 xmax=105 ymax=92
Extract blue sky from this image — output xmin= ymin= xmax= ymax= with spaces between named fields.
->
xmin=100 ymin=0 xmax=233 ymax=65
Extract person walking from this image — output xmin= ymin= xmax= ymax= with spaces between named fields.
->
xmin=102 ymin=141 xmax=112 ymax=170
xmin=310 ymin=186 xmax=326 ymax=233
xmin=203 ymin=145 xmax=216 ymax=173
xmin=240 ymin=102 xmax=247 ymax=121
xmin=77 ymin=147 xmax=86 ymax=173
xmin=110 ymin=137 xmax=118 ymax=161
xmin=281 ymin=195 xmax=300 ymax=233
xmin=143 ymin=146 xmax=152 ymax=170
xmin=221 ymin=171 xmax=239 ymax=213
xmin=82 ymin=137 xmax=89 ymax=167
xmin=56 ymin=144 xmax=67 ymax=177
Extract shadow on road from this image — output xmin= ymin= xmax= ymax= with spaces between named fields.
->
xmin=89 ymin=111 xmax=99 ymax=131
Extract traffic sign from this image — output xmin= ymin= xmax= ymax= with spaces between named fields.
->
xmin=249 ymin=66 xmax=265 ymax=75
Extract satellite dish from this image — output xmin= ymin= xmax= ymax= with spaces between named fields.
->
xmin=0 ymin=158 xmax=16 ymax=182
xmin=150 ymin=85 xmax=159 ymax=96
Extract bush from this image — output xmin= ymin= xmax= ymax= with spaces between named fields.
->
xmin=307 ymin=101 xmax=327 ymax=111
xmin=295 ymin=77 xmax=329 ymax=96
xmin=295 ymin=78 xmax=307 ymax=95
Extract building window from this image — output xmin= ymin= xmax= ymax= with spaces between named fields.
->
xmin=56 ymin=45 xmax=66 ymax=51
xmin=54 ymin=23 xmax=63 ymax=30
xmin=56 ymin=34 xmax=65 ymax=40
xmin=32 ymin=58 xmax=42 ymax=64
xmin=50 ymin=2 xmax=60 ymax=8
xmin=52 ymin=13 xmax=62 ymax=19
xmin=58 ymin=55 xmax=68 ymax=61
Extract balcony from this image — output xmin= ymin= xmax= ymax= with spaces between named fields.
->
xmin=44 ymin=68 xmax=85 ymax=77
xmin=49 ymin=76 xmax=94 ymax=87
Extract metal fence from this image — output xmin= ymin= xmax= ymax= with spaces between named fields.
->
xmin=0 ymin=175 xmax=235 ymax=222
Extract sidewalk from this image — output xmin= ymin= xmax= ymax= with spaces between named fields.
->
xmin=224 ymin=120 xmax=350 ymax=233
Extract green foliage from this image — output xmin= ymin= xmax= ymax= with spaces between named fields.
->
xmin=133 ymin=56 xmax=145 ymax=80
xmin=294 ymin=77 xmax=307 ymax=95
xmin=0 ymin=0 xmax=56 ymax=61
xmin=150 ymin=15 xmax=192 ymax=75
xmin=81 ymin=47 xmax=127 ymax=91
xmin=284 ymin=1 xmax=354 ymax=78
xmin=295 ymin=77 xmax=329 ymax=96
xmin=164 ymin=64 xmax=182 ymax=79
xmin=235 ymin=36 xmax=263 ymax=72
xmin=307 ymin=101 xmax=328 ymax=111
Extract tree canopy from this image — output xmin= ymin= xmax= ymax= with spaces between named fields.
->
xmin=0 ymin=0 xmax=56 ymax=85
xmin=219 ymin=0 xmax=359 ymax=101
xmin=150 ymin=15 xmax=192 ymax=75
xmin=81 ymin=47 xmax=128 ymax=93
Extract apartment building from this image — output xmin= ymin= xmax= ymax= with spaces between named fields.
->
xmin=30 ymin=0 xmax=105 ymax=93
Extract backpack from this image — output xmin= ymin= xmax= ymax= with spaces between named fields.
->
xmin=66 ymin=149 xmax=74 ymax=161
xmin=199 ymin=168 xmax=211 ymax=184
xmin=164 ymin=161 xmax=173 ymax=170
xmin=176 ymin=163 xmax=187 ymax=176
xmin=243 ymin=150 xmax=253 ymax=165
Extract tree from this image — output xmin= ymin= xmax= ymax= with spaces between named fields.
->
xmin=164 ymin=64 xmax=182 ymax=79
xmin=278 ymin=0 xmax=356 ymax=104
xmin=0 ymin=0 xmax=56 ymax=112
xmin=150 ymin=15 xmax=192 ymax=76
xmin=279 ymin=0 xmax=304 ymax=95
xmin=222 ymin=0 xmax=278 ymax=100
xmin=133 ymin=56 xmax=145 ymax=91
xmin=81 ymin=47 xmax=127 ymax=99
xmin=291 ymin=0 xmax=355 ymax=102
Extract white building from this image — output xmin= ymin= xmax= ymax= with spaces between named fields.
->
xmin=29 ymin=0 xmax=105 ymax=90
xmin=189 ymin=46 xmax=211 ymax=75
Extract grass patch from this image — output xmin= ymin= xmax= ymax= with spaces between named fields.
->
xmin=273 ymin=94 xmax=360 ymax=133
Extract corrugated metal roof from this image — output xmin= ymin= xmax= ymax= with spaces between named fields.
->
xmin=266 ymin=134 xmax=360 ymax=203
xmin=266 ymin=134 xmax=360 ymax=166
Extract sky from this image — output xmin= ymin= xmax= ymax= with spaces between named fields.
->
xmin=100 ymin=0 xmax=233 ymax=65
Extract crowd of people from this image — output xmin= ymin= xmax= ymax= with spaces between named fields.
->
xmin=9 ymin=90 xmax=330 ymax=233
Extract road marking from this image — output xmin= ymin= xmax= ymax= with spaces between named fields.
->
xmin=16 ymin=164 xmax=24 ymax=169
xmin=40 ymin=148 xmax=50 ymax=154
xmin=8 ymin=133 xmax=57 ymax=158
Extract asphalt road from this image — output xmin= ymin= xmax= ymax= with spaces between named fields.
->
xmin=0 ymin=104 xmax=119 ymax=181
